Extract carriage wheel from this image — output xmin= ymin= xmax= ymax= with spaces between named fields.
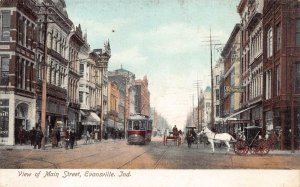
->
xmin=234 ymin=140 xmax=249 ymax=156
xmin=254 ymin=139 xmax=270 ymax=155
xmin=259 ymin=140 xmax=270 ymax=155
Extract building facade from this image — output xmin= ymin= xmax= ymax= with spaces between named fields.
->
xmin=238 ymin=0 xmax=264 ymax=128
xmin=221 ymin=24 xmax=242 ymax=121
xmin=213 ymin=59 xmax=224 ymax=120
xmin=108 ymin=68 xmax=135 ymax=131
xmin=135 ymin=76 xmax=150 ymax=117
xmin=0 ymin=0 xmax=37 ymax=145
xmin=0 ymin=0 xmax=110 ymax=145
xmin=262 ymin=0 xmax=300 ymax=150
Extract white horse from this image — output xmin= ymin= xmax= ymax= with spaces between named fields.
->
xmin=200 ymin=126 xmax=236 ymax=153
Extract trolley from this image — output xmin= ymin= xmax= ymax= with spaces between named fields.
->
xmin=127 ymin=114 xmax=152 ymax=144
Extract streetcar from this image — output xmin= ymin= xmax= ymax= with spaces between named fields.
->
xmin=127 ymin=114 xmax=152 ymax=144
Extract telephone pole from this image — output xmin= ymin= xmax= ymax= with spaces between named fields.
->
xmin=201 ymin=28 xmax=221 ymax=129
xmin=210 ymin=28 xmax=215 ymax=128
xmin=36 ymin=2 xmax=54 ymax=150
xmin=193 ymin=80 xmax=201 ymax=131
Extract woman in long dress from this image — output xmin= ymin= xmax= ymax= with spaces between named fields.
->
xmin=51 ymin=128 xmax=58 ymax=148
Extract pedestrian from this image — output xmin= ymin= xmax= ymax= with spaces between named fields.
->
xmin=29 ymin=127 xmax=36 ymax=146
xmin=18 ymin=127 xmax=25 ymax=145
xmin=187 ymin=129 xmax=195 ymax=148
xmin=69 ymin=129 xmax=76 ymax=149
xmin=51 ymin=128 xmax=58 ymax=148
xmin=119 ymin=130 xmax=122 ymax=139
xmin=56 ymin=128 xmax=61 ymax=147
xmin=34 ymin=127 xmax=43 ymax=149
xmin=85 ymin=130 xmax=91 ymax=144
xmin=65 ymin=128 xmax=70 ymax=150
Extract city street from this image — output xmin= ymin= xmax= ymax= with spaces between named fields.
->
xmin=0 ymin=137 xmax=299 ymax=169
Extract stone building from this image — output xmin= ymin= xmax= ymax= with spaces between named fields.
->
xmin=238 ymin=0 xmax=264 ymax=128
xmin=35 ymin=0 xmax=73 ymax=139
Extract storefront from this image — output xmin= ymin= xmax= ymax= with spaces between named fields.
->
xmin=81 ymin=111 xmax=101 ymax=140
xmin=0 ymin=95 xmax=36 ymax=145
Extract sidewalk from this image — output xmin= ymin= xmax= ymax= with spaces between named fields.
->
xmin=0 ymin=138 xmax=126 ymax=151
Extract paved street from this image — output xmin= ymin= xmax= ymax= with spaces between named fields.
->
xmin=0 ymin=137 xmax=299 ymax=169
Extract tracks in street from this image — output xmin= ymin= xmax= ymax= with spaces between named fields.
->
xmin=118 ymin=142 xmax=170 ymax=169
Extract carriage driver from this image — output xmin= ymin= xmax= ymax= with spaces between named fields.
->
xmin=172 ymin=125 xmax=178 ymax=137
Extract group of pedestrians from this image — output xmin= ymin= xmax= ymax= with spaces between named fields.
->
xmin=29 ymin=127 xmax=44 ymax=149
xmin=64 ymin=128 xmax=76 ymax=149
xmin=50 ymin=127 xmax=76 ymax=150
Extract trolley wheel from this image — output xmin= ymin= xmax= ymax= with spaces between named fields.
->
xmin=234 ymin=140 xmax=249 ymax=156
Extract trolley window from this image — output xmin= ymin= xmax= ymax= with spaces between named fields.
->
xmin=133 ymin=121 xmax=140 ymax=130
xmin=140 ymin=120 xmax=146 ymax=130
xmin=148 ymin=120 xmax=153 ymax=130
xmin=128 ymin=121 xmax=133 ymax=130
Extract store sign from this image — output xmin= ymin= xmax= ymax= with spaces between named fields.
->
xmin=0 ymin=99 xmax=9 ymax=137
xmin=225 ymin=86 xmax=245 ymax=93
xmin=0 ymin=108 xmax=9 ymax=137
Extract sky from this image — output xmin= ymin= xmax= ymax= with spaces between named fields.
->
xmin=64 ymin=0 xmax=241 ymax=130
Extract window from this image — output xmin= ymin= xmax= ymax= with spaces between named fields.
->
xmin=230 ymin=68 xmax=235 ymax=86
xmin=296 ymin=63 xmax=300 ymax=92
xmin=30 ymin=63 xmax=33 ymax=91
xmin=230 ymin=94 xmax=234 ymax=113
xmin=215 ymin=75 xmax=220 ymax=85
xmin=0 ymin=10 xmax=10 ymax=41
xmin=276 ymin=24 xmax=281 ymax=51
xmin=79 ymin=92 xmax=83 ymax=103
xmin=275 ymin=65 xmax=280 ymax=96
xmin=216 ymin=105 xmax=220 ymax=117
xmin=267 ymin=28 xmax=273 ymax=58
xmin=0 ymin=57 xmax=9 ymax=85
xmin=297 ymin=19 xmax=300 ymax=47
xmin=265 ymin=70 xmax=272 ymax=99
xmin=17 ymin=16 xmax=24 ymax=45
xmin=216 ymin=89 xmax=220 ymax=101
xmin=80 ymin=64 xmax=84 ymax=77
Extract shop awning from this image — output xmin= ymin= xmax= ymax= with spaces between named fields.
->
xmin=224 ymin=105 xmax=258 ymax=122
xmin=82 ymin=112 xmax=100 ymax=125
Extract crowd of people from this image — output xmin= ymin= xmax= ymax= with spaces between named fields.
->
xmin=104 ymin=128 xmax=125 ymax=140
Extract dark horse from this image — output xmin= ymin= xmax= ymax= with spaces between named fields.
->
xmin=186 ymin=129 xmax=197 ymax=148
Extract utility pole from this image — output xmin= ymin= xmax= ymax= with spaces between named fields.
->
xmin=194 ymin=80 xmax=201 ymax=131
xmin=201 ymin=28 xmax=221 ymax=129
xmin=124 ymin=71 xmax=129 ymax=139
xmin=192 ymin=94 xmax=194 ymax=128
xmin=210 ymin=28 xmax=215 ymax=128
xmin=37 ymin=2 xmax=54 ymax=150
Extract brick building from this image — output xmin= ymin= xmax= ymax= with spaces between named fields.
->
xmin=262 ymin=0 xmax=300 ymax=150
xmin=0 ymin=0 xmax=37 ymax=145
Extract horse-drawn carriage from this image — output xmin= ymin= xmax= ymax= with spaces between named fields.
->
xmin=234 ymin=126 xmax=276 ymax=156
xmin=163 ymin=131 xmax=182 ymax=146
